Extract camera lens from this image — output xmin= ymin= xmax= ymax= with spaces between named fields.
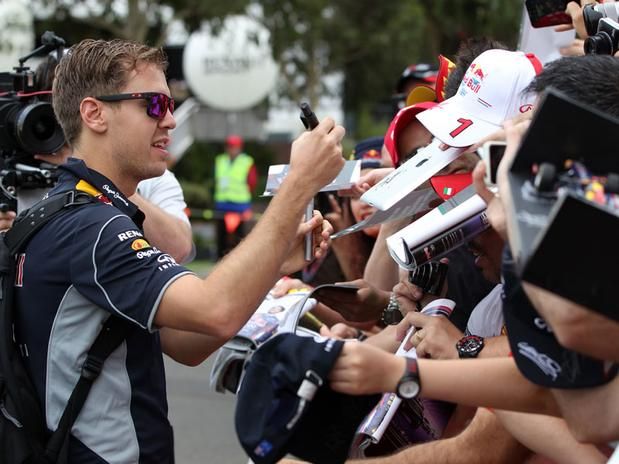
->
xmin=584 ymin=32 xmax=614 ymax=55
xmin=14 ymin=102 xmax=65 ymax=155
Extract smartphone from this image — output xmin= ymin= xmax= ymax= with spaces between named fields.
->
xmin=479 ymin=141 xmax=506 ymax=185
xmin=525 ymin=0 xmax=572 ymax=28
xmin=311 ymin=283 xmax=360 ymax=302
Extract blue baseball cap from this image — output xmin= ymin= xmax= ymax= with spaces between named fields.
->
xmin=235 ymin=333 xmax=379 ymax=463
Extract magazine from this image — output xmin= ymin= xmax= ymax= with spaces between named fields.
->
xmin=351 ymin=299 xmax=456 ymax=457
xmin=390 ymin=211 xmax=490 ymax=270
xmin=386 ymin=186 xmax=491 ymax=268
xmin=209 ymin=292 xmax=316 ymax=394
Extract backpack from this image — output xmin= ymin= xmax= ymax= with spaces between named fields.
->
xmin=0 ymin=190 xmax=133 ymax=464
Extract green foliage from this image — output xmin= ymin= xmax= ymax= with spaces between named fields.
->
xmin=178 ymin=180 xmax=211 ymax=208
xmin=35 ymin=0 xmax=249 ymax=44
xmin=34 ymin=0 xmax=523 ymax=173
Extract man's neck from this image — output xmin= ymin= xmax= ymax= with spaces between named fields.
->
xmin=71 ymin=151 xmax=138 ymax=197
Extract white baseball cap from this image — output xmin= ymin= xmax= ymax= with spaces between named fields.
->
xmin=416 ymin=49 xmax=542 ymax=147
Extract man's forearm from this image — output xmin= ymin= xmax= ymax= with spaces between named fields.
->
xmin=478 ymin=335 xmax=510 ymax=358
xmin=552 ymin=375 xmax=619 ymax=443
xmin=363 ymin=219 xmax=407 ymax=291
xmin=160 ymin=327 xmax=224 ymax=366
xmin=195 ymin=174 xmax=314 ymax=337
xmin=416 ymin=357 xmax=559 ymax=415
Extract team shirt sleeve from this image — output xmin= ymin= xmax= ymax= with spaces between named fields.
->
xmin=70 ymin=213 xmax=193 ymax=331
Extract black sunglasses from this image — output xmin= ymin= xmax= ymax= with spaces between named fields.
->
xmin=95 ymin=92 xmax=174 ymax=120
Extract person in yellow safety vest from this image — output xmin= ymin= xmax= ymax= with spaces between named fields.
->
xmin=214 ymin=134 xmax=258 ymax=258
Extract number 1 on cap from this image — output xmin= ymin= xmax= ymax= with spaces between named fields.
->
xmin=449 ymin=118 xmax=473 ymax=138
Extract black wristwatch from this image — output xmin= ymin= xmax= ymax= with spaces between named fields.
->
xmin=456 ymin=335 xmax=485 ymax=358
xmin=396 ymin=357 xmax=421 ymax=399
xmin=380 ymin=294 xmax=403 ymax=326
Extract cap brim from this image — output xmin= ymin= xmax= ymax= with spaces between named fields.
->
xmin=416 ymin=100 xmax=500 ymax=148
xmin=385 ymin=101 xmax=438 ymax=167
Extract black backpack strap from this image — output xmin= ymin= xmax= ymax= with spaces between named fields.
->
xmin=45 ymin=316 xmax=134 ymax=462
xmin=2 ymin=189 xmax=133 ymax=463
xmin=5 ymin=190 xmax=94 ymax=254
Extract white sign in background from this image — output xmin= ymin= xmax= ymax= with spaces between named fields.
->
xmin=183 ymin=15 xmax=279 ymax=111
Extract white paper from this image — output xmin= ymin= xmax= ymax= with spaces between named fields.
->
xmin=262 ymin=160 xmax=361 ymax=196
xmin=518 ymin=6 xmax=576 ymax=66
xmin=360 ymin=138 xmax=466 ymax=211
xmin=331 ymin=188 xmax=440 ymax=239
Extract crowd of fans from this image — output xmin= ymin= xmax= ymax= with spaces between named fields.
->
xmin=3 ymin=1 xmax=618 ymax=464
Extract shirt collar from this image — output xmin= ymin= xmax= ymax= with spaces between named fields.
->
xmin=58 ymin=158 xmax=145 ymax=228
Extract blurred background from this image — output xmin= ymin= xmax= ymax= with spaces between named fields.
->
xmin=0 ymin=1 xmax=523 ymax=262
xmin=0 ymin=1 xmax=528 ymax=461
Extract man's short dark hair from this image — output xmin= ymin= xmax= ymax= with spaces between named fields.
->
xmin=444 ymin=38 xmax=509 ymax=99
xmin=525 ymin=55 xmax=619 ymax=118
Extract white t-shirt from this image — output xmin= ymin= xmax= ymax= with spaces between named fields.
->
xmin=465 ymin=284 xmax=504 ymax=338
xmin=137 ymin=169 xmax=190 ymax=226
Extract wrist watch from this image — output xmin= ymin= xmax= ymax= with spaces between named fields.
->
xmin=456 ymin=335 xmax=485 ymax=358
xmin=380 ymin=294 xmax=404 ymax=326
xmin=396 ymin=357 xmax=421 ymax=399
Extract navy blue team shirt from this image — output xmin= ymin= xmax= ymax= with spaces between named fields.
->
xmin=15 ymin=158 xmax=192 ymax=463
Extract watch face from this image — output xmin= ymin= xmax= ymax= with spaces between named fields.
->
xmin=458 ymin=336 xmax=484 ymax=358
xmin=397 ymin=379 xmax=420 ymax=399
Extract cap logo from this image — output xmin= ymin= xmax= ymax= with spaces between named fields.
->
xmin=461 ymin=63 xmax=486 ymax=95
xmin=520 ymin=104 xmax=534 ymax=113
xmin=517 ymin=342 xmax=562 ymax=380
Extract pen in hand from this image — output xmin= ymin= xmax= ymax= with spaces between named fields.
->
xmin=299 ymin=102 xmax=319 ymax=261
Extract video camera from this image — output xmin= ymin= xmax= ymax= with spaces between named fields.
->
xmin=0 ymin=31 xmax=67 ymax=211
xmin=583 ymin=2 xmax=619 ymax=36
xmin=505 ymin=88 xmax=619 ymax=321
xmin=584 ymin=17 xmax=619 ymax=55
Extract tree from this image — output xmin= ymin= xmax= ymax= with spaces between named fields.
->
xmin=34 ymin=0 xmax=248 ymax=45
xmin=33 ymin=0 xmax=523 ymax=138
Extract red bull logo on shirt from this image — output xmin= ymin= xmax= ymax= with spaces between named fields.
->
xmin=131 ymin=239 xmax=151 ymax=251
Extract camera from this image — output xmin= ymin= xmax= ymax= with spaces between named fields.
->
xmin=505 ymin=88 xmax=619 ymax=321
xmin=0 ymin=32 xmax=66 ymax=211
xmin=583 ymin=2 xmax=619 ymax=37
xmin=584 ymin=17 xmax=619 ymax=55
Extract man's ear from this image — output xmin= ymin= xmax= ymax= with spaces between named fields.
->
xmin=80 ymin=97 xmax=107 ymax=134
